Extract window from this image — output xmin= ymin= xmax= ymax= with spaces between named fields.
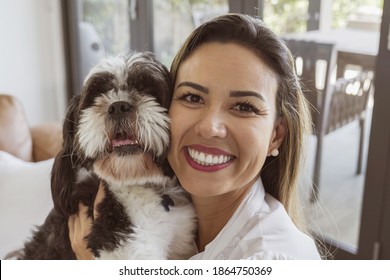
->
xmin=81 ymin=0 xmax=130 ymax=56
xmin=153 ymin=0 xmax=229 ymax=66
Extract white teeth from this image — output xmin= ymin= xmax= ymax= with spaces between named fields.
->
xmin=187 ymin=147 xmax=232 ymax=166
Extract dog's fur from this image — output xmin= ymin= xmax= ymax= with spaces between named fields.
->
xmin=18 ymin=52 xmax=196 ymax=260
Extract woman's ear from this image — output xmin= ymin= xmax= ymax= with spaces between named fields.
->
xmin=268 ymin=117 xmax=286 ymax=156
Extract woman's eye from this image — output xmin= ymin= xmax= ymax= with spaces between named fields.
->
xmin=177 ymin=93 xmax=202 ymax=104
xmin=187 ymin=94 xmax=201 ymax=103
xmin=233 ymin=102 xmax=260 ymax=114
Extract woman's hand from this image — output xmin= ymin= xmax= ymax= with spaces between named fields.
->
xmin=68 ymin=182 xmax=105 ymax=260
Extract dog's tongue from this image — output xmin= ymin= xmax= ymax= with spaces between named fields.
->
xmin=111 ymin=138 xmax=138 ymax=147
xmin=111 ymin=132 xmax=139 ymax=147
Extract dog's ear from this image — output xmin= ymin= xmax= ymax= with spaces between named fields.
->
xmin=51 ymin=94 xmax=81 ymax=217
xmin=148 ymin=55 xmax=172 ymax=110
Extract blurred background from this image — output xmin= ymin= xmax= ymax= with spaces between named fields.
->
xmin=0 ymin=0 xmax=383 ymax=124
xmin=1 ymin=0 xmax=389 ymax=260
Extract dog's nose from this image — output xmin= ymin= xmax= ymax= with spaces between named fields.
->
xmin=108 ymin=101 xmax=132 ymax=118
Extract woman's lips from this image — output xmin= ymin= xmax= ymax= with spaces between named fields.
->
xmin=183 ymin=144 xmax=235 ymax=172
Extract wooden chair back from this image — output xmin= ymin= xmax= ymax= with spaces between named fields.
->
xmin=326 ymin=73 xmax=373 ymax=134
xmin=284 ymin=39 xmax=337 ymax=135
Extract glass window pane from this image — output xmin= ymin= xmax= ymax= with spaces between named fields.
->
xmin=153 ymin=0 xmax=229 ymax=67
xmin=332 ymin=0 xmax=382 ymax=30
xmin=81 ymin=0 xmax=130 ymax=55
xmin=276 ymin=0 xmax=382 ymax=254
xmin=263 ymin=0 xmax=309 ymax=35
xmin=79 ymin=0 xmax=130 ymax=80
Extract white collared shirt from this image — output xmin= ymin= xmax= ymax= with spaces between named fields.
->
xmin=189 ymin=178 xmax=321 ymax=260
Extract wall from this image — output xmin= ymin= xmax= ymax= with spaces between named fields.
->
xmin=0 ymin=0 xmax=67 ymax=126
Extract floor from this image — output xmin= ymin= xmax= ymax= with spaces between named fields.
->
xmin=299 ymin=103 xmax=373 ymax=250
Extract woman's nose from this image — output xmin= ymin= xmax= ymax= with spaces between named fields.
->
xmin=194 ymin=109 xmax=227 ymax=139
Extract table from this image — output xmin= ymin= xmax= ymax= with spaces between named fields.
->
xmin=284 ymin=28 xmax=379 ymax=78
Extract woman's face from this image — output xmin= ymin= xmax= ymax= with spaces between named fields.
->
xmin=168 ymin=42 xmax=285 ymax=198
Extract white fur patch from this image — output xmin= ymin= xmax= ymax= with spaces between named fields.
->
xmin=97 ymin=182 xmax=197 ymax=260
xmin=93 ymin=154 xmax=167 ymax=187
xmin=137 ymin=96 xmax=170 ymax=157
xmin=76 ymin=106 xmax=107 ymax=158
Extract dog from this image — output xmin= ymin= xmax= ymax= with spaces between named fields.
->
xmin=17 ymin=52 xmax=197 ymax=259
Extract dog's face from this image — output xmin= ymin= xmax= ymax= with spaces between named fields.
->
xmin=70 ymin=52 xmax=171 ymax=186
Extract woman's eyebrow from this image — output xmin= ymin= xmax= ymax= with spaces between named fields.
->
xmin=176 ymin=82 xmax=266 ymax=102
xmin=176 ymin=81 xmax=209 ymax=94
xmin=230 ymin=90 xmax=266 ymax=102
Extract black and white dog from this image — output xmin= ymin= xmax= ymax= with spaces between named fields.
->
xmin=19 ymin=52 xmax=196 ymax=259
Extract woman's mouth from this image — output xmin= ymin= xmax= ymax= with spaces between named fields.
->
xmin=184 ymin=145 xmax=234 ymax=172
xmin=187 ymin=147 xmax=232 ymax=166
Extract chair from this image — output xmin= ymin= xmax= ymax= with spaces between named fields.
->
xmin=284 ymin=39 xmax=337 ymax=201
xmin=284 ymin=39 xmax=337 ymax=129
xmin=310 ymin=73 xmax=373 ymax=203
xmin=325 ymin=73 xmax=373 ymax=175
xmin=285 ymin=39 xmax=374 ymax=202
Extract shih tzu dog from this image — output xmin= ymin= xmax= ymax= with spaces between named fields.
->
xmin=18 ymin=52 xmax=196 ymax=259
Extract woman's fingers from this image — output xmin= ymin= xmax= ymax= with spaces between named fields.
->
xmin=68 ymin=203 xmax=94 ymax=260
xmin=93 ymin=182 xmax=106 ymax=220
xmin=68 ymin=183 xmax=105 ymax=259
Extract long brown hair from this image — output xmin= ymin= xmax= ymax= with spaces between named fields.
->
xmin=170 ymin=14 xmax=312 ymax=230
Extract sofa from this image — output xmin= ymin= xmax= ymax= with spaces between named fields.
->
xmin=0 ymin=94 xmax=62 ymax=258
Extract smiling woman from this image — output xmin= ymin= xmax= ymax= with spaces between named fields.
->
xmin=165 ymin=14 xmax=321 ymax=259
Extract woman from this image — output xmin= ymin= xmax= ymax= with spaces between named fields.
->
xmin=69 ymin=13 xmax=321 ymax=260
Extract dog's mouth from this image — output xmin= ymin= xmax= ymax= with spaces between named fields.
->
xmin=110 ymin=131 xmax=143 ymax=155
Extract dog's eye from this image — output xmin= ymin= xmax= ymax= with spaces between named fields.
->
xmin=82 ymin=72 xmax=117 ymax=108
